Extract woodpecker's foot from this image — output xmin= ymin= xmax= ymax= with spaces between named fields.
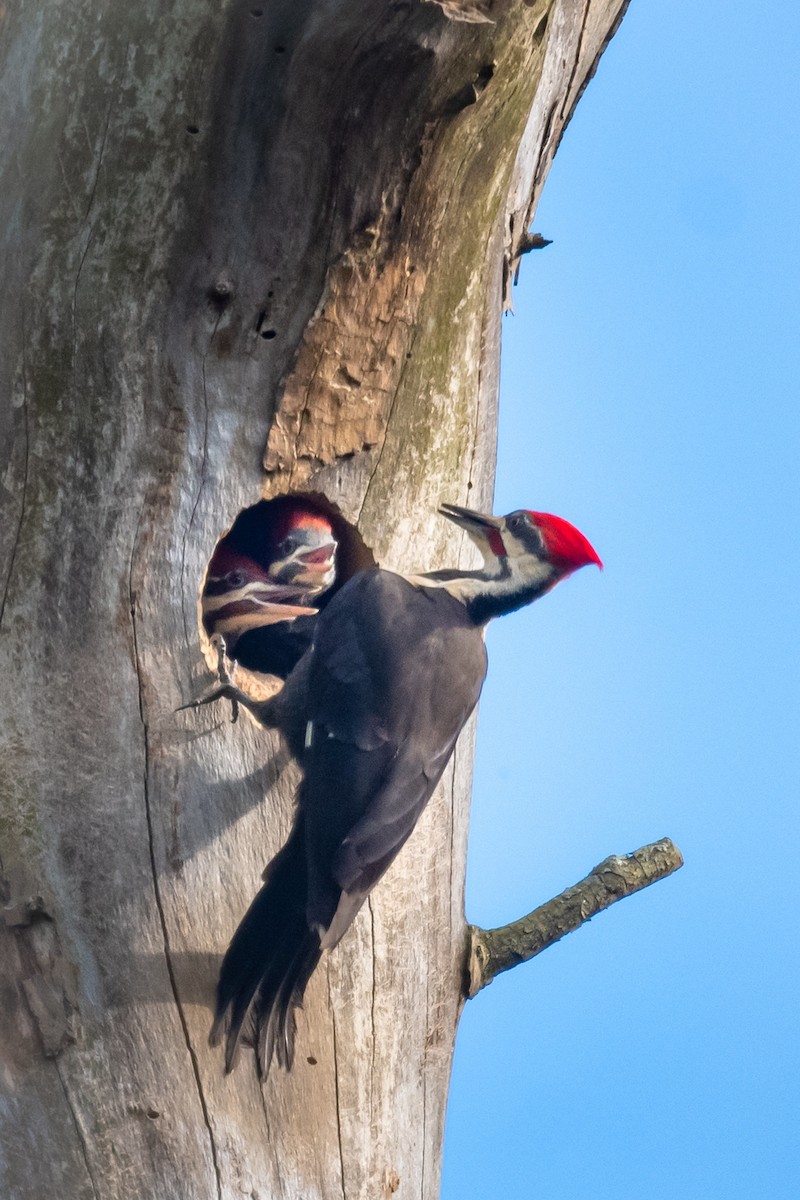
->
xmin=210 ymin=633 xmax=235 ymax=685
xmin=178 ymin=635 xmax=242 ymax=722
xmin=177 ymin=681 xmax=245 ymax=723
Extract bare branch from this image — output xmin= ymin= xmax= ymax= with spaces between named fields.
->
xmin=466 ymin=838 xmax=683 ymax=998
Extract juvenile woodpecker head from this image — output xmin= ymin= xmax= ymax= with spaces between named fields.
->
xmin=436 ymin=503 xmax=601 ymax=621
xmin=202 ymin=544 xmax=319 ymax=649
xmin=266 ymin=509 xmax=338 ymax=595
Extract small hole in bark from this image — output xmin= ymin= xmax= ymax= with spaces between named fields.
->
xmin=199 ymin=494 xmax=376 ymax=687
xmin=532 ymin=12 xmax=549 ymax=41
xmin=250 ymin=7 xmax=263 ymax=15
xmin=334 ymin=364 xmax=362 ymax=388
xmin=208 ymin=277 xmax=234 ymax=305
xmin=186 ymin=124 xmax=199 ymax=135
xmin=274 ymin=44 xmax=286 ymax=54
xmin=261 ymin=329 xmax=277 ymax=340
xmin=306 ymin=1055 xmax=318 ymax=1065
xmin=478 ymin=63 xmax=495 ymax=83
xmin=146 ymin=1108 xmax=160 ymax=1120
xmin=267 ymin=290 xmax=274 ymax=298
xmin=467 ymin=481 xmax=473 ymax=490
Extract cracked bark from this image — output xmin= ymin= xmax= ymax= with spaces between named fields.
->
xmin=54 ymin=1062 xmax=102 ymax=1200
xmin=1 ymin=1 xmax=635 ymax=1197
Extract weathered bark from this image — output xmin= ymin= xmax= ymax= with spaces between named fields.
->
xmin=0 ymin=2 xmax=630 ymax=1197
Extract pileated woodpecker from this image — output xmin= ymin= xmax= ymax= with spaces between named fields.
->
xmin=188 ymin=503 xmax=601 ymax=1075
xmin=202 ymin=502 xmax=338 ymax=679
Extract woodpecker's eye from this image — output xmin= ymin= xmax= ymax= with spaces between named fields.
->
xmin=227 ymin=569 xmax=246 ymax=588
xmin=507 ymin=512 xmax=529 ymax=533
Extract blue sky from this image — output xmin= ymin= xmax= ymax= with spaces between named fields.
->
xmin=443 ymin=3 xmax=800 ymax=1196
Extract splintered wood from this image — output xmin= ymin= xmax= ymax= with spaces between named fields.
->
xmin=264 ymin=250 xmax=427 ymax=484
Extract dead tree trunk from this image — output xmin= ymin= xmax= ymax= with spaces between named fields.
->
xmin=1 ymin=3 xmax=631 ymax=1197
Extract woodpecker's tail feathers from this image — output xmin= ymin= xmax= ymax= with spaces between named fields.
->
xmin=253 ymin=931 xmax=321 ymax=1076
xmin=210 ymin=818 xmax=321 ymax=1078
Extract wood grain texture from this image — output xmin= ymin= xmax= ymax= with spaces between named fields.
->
xmin=0 ymin=1 xmax=629 ymax=1196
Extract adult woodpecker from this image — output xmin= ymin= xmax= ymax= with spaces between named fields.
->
xmin=189 ymin=503 xmax=601 ymax=1075
xmin=202 ymin=502 xmax=338 ymax=679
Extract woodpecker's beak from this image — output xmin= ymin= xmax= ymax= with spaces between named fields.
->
xmin=270 ymin=530 xmax=338 ymax=591
xmin=202 ymin=577 xmax=319 ymax=647
xmin=438 ymin=503 xmax=503 ymax=534
xmin=294 ymin=540 xmax=338 ymax=575
xmin=439 ymin=502 xmax=508 ymax=564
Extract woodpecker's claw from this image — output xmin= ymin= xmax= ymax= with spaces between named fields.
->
xmin=177 ymin=682 xmax=242 ymax=723
xmin=178 ymin=635 xmax=242 ymax=722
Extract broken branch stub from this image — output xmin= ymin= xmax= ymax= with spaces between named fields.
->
xmin=466 ymin=837 xmax=684 ymax=998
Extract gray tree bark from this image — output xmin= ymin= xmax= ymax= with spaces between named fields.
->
xmin=0 ymin=2 xmax=629 ymax=1197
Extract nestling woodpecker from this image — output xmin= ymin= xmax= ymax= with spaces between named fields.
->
xmin=202 ymin=501 xmax=338 ymax=679
xmin=188 ymin=503 xmax=601 ymax=1076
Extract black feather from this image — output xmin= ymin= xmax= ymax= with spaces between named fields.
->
xmin=233 ymin=615 xmax=318 ymax=680
xmin=211 ymin=817 xmax=321 ymax=1078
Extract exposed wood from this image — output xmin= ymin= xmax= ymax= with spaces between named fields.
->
xmin=0 ymin=1 xmax=631 ymax=1197
xmin=466 ymin=838 xmax=685 ymax=998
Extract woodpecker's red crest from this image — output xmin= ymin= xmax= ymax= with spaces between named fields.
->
xmin=525 ymin=511 xmax=603 ymax=572
xmin=273 ymin=506 xmax=335 ymax=541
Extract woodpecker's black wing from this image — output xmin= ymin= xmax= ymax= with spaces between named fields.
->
xmin=300 ymin=568 xmax=488 ymax=948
